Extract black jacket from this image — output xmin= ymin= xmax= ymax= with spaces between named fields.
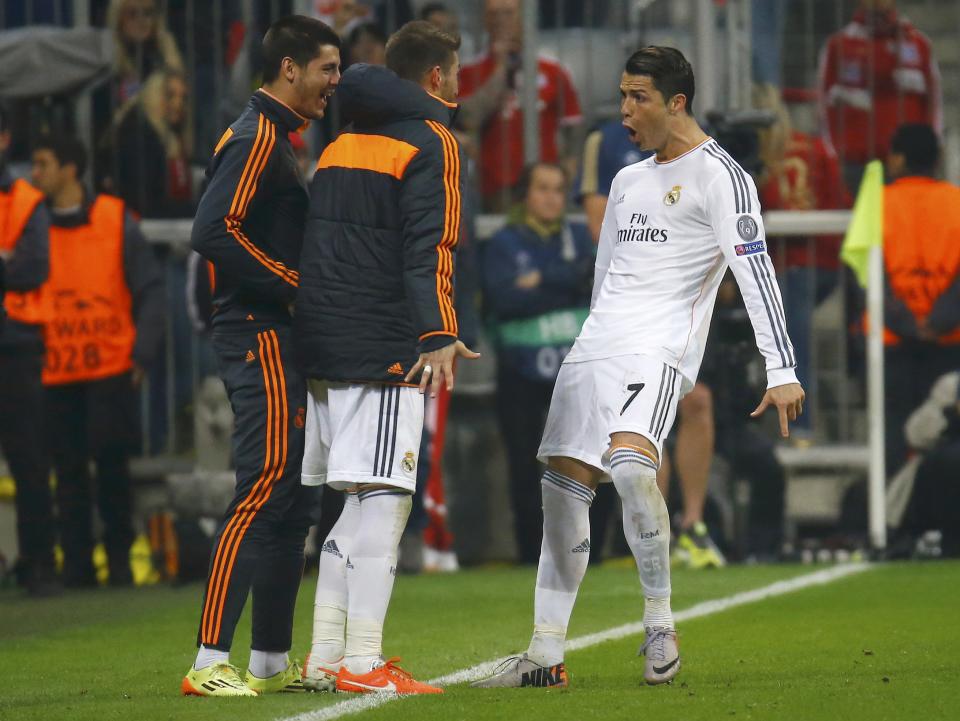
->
xmin=295 ymin=64 xmax=463 ymax=383
xmin=0 ymin=169 xmax=50 ymax=352
xmin=48 ymin=193 xmax=166 ymax=367
xmin=191 ymin=90 xmax=308 ymax=329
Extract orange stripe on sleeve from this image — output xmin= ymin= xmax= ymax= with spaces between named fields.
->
xmin=222 ymin=115 xmax=299 ymax=287
xmin=425 ymin=120 xmax=453 ymax=333
xmin=425 ymin=120 xmax=460 ymax=335
xmin=214 ymin=127 xmax=234 ymax=155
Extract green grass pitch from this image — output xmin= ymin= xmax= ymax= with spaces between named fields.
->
xmin=2 ymin=561 xmax=959 ymax=721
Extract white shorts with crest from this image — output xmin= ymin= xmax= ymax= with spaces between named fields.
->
xmin=302 ymin=379 xmax=424 ymax=493
xmin=537 ymin=354 xmax=689 ymax=476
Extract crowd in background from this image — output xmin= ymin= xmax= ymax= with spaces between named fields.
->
xmin=1 ymin=0 xmax=959 ymax=596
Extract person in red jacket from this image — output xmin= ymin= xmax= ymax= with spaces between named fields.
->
xmin=818 ymin=0 xmax=941 ymax=193
xmin=458 ymin=0 xmax=583 ymax=210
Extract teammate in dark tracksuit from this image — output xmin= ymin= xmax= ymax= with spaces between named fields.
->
xmin=183 ymin=16 xmax=341 ymax=698
xmin=296 ymin=23 xmax=477 ymax=695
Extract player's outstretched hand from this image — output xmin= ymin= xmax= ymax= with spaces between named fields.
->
xmin=405 ymin=340 xmax=480 ymax=398
xmin=750 ymin=383 xmax=805 ymax=438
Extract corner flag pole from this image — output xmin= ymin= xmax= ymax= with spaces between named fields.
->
xmin=840 ymin=160 xmax=886 ymax=550
xmin=866 ymin=237 xmax=886 ymax=550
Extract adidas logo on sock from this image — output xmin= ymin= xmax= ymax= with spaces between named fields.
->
xmin=571 ymin=538 xmax=591 ymax=553
xmin=321 ymin=539 xmax=343 ymax=558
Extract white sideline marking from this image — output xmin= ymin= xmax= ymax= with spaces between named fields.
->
xmin=283 ymin=563 xmax=871 ymax=721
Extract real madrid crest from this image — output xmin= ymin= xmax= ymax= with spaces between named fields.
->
xmin=401 ymin=451 xmax=416 ymax=473
xmin=664 ymin=185 xmax=681 ymax=206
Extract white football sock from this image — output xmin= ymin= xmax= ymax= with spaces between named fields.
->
xmin=609 ymin=447 xmax=674 ymax=630
xmin=343 ymin=489 xmax=411 ymax=674
xmin=310 ymin=493 xmax=360 ymax=666
xmin=193 ymin=645 xmax=229 ymax=671
xmin=526 ymin=470 xmax=595 ymax=667
xmin=248 ymin=650 xmax=289 ymax=678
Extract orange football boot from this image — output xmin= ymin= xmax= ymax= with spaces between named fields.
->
xmin=335 ymin=657 xmax=443 ymax=695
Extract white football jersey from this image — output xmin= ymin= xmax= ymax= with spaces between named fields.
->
xmin=565 ymin=137 xmax=798 ymax=391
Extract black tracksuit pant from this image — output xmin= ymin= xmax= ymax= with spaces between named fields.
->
xmin=45 ymin=371 xmax=140 ymax=586
xmin=0 ymin=347 xmax=56 ymax=581
xmin=197 ymin=324 xmax=315 ymax=653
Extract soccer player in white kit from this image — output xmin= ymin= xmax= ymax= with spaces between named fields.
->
xmin=475 ymin=46 xmax=805 ymax=689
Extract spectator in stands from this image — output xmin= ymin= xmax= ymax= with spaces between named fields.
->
xmin=345 ymin=21 xmax=387 ymax=67
xmin=420 ymin=2 xmax=459 ymax=37
xmin=817 ymin=0 xmax=941 ymax=193
xmin=312 ymin=0 xmax=414 ymax=37
xmin=577 ymin=118 xmax=725 ymax=568
xmin=107 ymin=0 xmax=184 ymax=105
xmin=0 ymin=105 xmax=60 ymax=597
xmin=881 ymin=123 xmax=960 ymax=473
xmin=754 ymin=83 xmax=851 ymax=430
xmin=106 ymin=68 xmax=194 ymax=218
xmin=420 ymin=2 xmax=474 ymax=58
xmin=31 ymin=135 xmax=164 ymax=587
xmin=459 ymin=0 xmax=583 ymax=210
xmin=96 ymin=0 xmax=185 ymax=189
xmin=482 ymin=162 xmax=593 ymax=564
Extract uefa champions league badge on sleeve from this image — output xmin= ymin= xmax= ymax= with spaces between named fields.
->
xmin=736 ymin=214 xmax=759 ymax=240
xmin=734 ymin=216 xmax=764 ymax=256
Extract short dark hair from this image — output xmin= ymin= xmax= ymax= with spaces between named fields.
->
xmin=347 ymin=21 xmax=387 ymax=51
xmin=514 ymin=161 xmax=567 ymax=203
xmin=385 ymin=20 xmax=460 ymax=83
xmin=261 ymin=15 xmax=341 ymax=83
xmin=35 ymin=135 xmax=88 ymax=177
xmin=890 ymin=123 xmax=939 ymax=175
xmin=624 ymin=46 xmax=696 ymax=115
xmin=419 ymin=2 xmax=451 ymax=20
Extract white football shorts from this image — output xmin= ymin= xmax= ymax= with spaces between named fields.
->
xmin=302 ymin=379 xmax=424 ymax=493
xmin=537 ymin=354 xmax=689 ymax=475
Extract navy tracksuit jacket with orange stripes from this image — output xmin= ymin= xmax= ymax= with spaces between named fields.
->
xmin=190 ymin=90 xmax=313 ymax=652
xmin=295 ymin=64 xmax=463 ymax=382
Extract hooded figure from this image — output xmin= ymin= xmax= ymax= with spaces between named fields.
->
xmin=295 ymin=62 xmax=463 ymax=383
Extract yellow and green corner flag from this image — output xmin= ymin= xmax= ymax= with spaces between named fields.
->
xmin=840 ymin=159 xmax=884 ymax=287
